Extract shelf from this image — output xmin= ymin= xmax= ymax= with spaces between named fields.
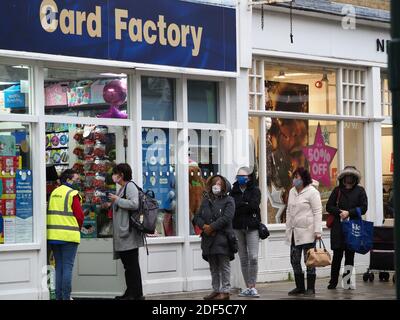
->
xmin=46 ymin=130 xmax=69 ymax=134
xmin=45 ymin=102 xmax=127 ymax=110
xmin=46 ymin=146 xmax=69 ymax=150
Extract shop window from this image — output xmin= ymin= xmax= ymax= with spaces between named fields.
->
xmin=188 ymin=129 xmax=220 ymax=235
xmin=44 ymin=68 xmax=128 ymax=118
xmin=0 ymin=122 xmax=33 ymax=244
xmin=266 ymin=119 xmax=338 ymax=224
xmin=141 ymin=77 xmax=175 ymax=121
xmin=381 ymin=125 xmax=393 ymax=220
xmin=249 ymin=59 xmax=264 ymax=110
xmin=264 ymin=64 xmax=337 ymax=115
xmin=142 ymin=128 xmax=177 ymax=237
xmin=46 ymin=123 xmax=128 ymax=239
xmin=188 ymin=80 xmax=219 ymax=123
xmin=342 ymin=69 xmax=366 ymax=116
xmin=381 ymin=74 xmax=392 ymax=117
xmin=343 ymin=122 xmax=365 ymax=186
xmin=0 ymin=64 xmax=30 ymax=115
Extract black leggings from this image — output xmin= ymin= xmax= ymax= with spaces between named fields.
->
xmin=330 ymin=249 xmax=355 ymax=285
xmin=119 ymin=248 xmax=143 ymax=298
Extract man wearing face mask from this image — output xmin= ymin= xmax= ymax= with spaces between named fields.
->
xmin=230 ymin=167 xmax=261 ymax=297
xmin=47 ymin=169 xmax=84 ymax=300
xmin=326 ymin=166 xmax=368 ymax=290
xmin=193 ymin=175 xmax=235 ymax=300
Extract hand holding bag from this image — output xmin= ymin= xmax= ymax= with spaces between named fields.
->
xmin=306 ymin=239 xmax=332 ymax=268
xmin=259 ymin=222 xmax=270 ymax=240
xmin=341 ymin=207 xmax=373 ymax=254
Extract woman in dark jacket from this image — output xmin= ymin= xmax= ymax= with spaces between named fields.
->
xmin=326 ymin=166 xmax=368 ymax=290
xmin=193 ymin=175 xmax=235 ymax=301
xmin=231 ymin=167 xmax=261 ymax=298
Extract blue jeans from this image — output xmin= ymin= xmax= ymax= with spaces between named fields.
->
xmin=51 ymin=243 xmax=78 ymax=300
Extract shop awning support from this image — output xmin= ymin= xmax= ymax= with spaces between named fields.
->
xmin=389 ymin=0 xmax=400 ymax=300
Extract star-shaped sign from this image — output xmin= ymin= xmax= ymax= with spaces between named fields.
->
xmin=303 ymin=123 xmax=337 ymax=187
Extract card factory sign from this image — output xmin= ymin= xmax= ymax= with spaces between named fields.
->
xmin=0 ymin=0 xmax=237 ymax=72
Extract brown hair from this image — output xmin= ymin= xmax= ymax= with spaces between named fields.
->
xmin=205 ymin=175 xmax=227 ymax=195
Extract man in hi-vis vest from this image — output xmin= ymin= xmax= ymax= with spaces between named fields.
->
xmin=47 ymin=169 xmax=84 ymax=300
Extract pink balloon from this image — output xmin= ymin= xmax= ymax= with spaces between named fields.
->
xmin=97 ymin=79 xmax=128 ymax=119
xmin=103 ymin=80 xmax=127 ymax=106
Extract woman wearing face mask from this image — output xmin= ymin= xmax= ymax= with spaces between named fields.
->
xmin=107 ymin=163 xmax=144 ymax=300
xmin=326 ymin=166 xmax=368 ymax=290
xmin=285 ymin=168 xmax=322 ymax=296
xmin=193 ymin=175 xmax=235 ymax=300
xmin=230 ymin=167 xmax=261 ymax=297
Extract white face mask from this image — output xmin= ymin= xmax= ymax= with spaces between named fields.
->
xmin=212 ymin=185 xmax=221 ymax=195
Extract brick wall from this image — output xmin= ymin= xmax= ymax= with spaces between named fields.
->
xmin=333 ymin=0 xmax=390 ymax=11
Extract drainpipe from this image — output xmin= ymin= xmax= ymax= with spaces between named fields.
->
xmin=389 ymin=0 xmax=400 ymax=300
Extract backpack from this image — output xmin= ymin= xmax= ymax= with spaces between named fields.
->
xmin=122 ymin=181 xmax=159 ymax=254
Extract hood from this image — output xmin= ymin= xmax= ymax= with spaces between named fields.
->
xmin=337 ymin=166 xmax=361 ymax=184
xmin=311 ymin=179 xmax=320 ymax=189
xmin=205 ymin=174 xmax=231 ymax=196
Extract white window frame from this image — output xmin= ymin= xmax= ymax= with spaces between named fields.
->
xmin=134 ymin=71 xmax=229 ymax=243
xmin=249 ymin=57 xmax=376 ymax=230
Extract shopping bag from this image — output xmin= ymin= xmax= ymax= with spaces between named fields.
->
xmin=306 ymin=239 xmax=332 ymax=267
xmin=341 ymin=208 xmax=373 ymax=254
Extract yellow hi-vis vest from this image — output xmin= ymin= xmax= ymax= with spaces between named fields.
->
xmin=47 ymin=185 xmax=82 ymax=244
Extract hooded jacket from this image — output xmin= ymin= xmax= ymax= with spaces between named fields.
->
xmin=326 ymin=166 xmax=368 ymax=250
xmin=192 ymin=175 xmax=236 ymax=261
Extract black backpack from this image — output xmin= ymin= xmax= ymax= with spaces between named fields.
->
xmin=123 ymin=181 xmax=159 ymax=254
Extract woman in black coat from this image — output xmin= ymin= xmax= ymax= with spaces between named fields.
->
xmin=326 ymin=166 xmax=368 ymax=289
xmin=193 ymin=175 xmax=235 ymax=301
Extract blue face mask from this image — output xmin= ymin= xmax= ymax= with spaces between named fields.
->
xmin=237 ymin=176 xmax=249 ymax=186
xmin=293 ymin=178 xmax=303 ymax=188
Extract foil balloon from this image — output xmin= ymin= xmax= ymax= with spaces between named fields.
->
xmin=97 ymin=79 xmax=128 ymax=118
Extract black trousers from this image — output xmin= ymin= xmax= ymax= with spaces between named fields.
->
xmin=119 ymin=248 xmax=143 ymax=298
xmin=329 ymin=249 xmax=355 ymax=285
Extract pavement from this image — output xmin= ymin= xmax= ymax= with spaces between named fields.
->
xmin=145 ymin=275 xmax=396 ymax=300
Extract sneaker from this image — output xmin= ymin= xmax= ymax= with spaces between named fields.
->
xmin=248 ymin=287 xmax=260 ymax=298
xmin=238 ymin=288 xmax=251 ymax=297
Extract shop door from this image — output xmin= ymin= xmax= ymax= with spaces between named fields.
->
xmin=46 ymin=122 xmax=128 ymax=298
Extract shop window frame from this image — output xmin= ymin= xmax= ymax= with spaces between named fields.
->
xmin=249 ymin=57 xmax=372 ymax=229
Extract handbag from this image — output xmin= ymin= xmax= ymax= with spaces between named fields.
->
xmin=259 ymin=222 xmax=270 ymax=240
xmin=327 ymin=189 xmax=340 ymax=228
xmin=226 ymin=231 xmax=238 ymax=254
xmin=341 ymin=208 xmax=373 ymax=254
xmin=306 ymin=239 xmax=332 ymax=268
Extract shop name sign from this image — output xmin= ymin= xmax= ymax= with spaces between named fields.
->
xmin=0 ymin=0 xmax=236 ymax=72
xmin=40 ymin=1 xmax=203 ymax=57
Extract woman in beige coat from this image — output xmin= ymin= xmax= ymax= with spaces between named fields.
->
xmin=285 ymin=168 xmax=322 ymax=296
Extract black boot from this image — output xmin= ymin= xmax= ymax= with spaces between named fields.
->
xmin=114 ymin=289 xmax=128 ymax=300
xmin=288 ymin=273 xmax=305 ymax=296
xmin=305 ymin=274 xmax=316 ymax=296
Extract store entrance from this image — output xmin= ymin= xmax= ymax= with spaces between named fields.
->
xmin=45 ymin=122 xmax=128 ymax=297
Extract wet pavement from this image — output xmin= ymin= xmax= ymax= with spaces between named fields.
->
xmin=146 ymin=275 xmax=396 ymax=300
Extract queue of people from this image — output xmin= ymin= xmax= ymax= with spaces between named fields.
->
xmin=47 ymin=163 xmax=367 ymax=300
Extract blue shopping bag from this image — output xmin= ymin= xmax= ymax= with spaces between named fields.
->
xmin=341 ymin=208 xmax=373 ymax=254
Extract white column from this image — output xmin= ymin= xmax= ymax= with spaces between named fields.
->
xmin=364 ymin=67 xmax=384 ymax=226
